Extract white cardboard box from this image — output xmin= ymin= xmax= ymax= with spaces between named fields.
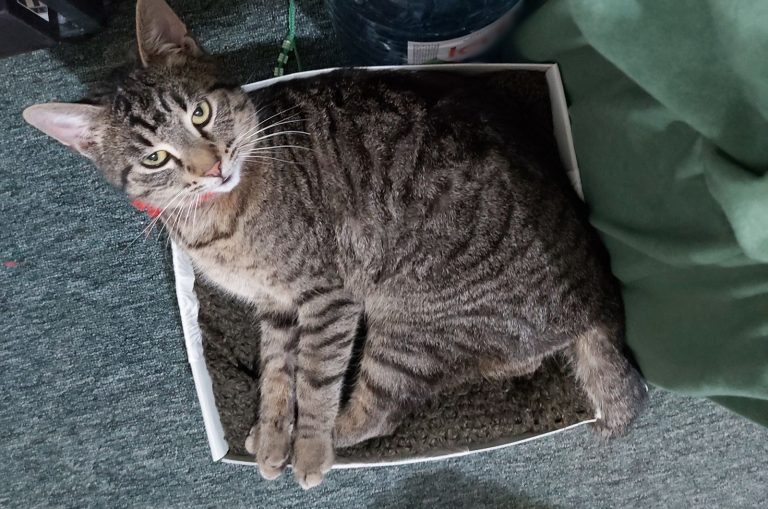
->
xmin=171 ymin=63 xmax=594 ymax=469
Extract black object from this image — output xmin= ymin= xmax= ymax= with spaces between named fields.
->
xmin=326 ymin=0 xmax=522 ymax=65
xmin=0 ymin=0 xmax=108 ymax=58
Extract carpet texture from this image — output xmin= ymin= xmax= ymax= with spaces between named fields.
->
xmin=1 ymin=1 xmax=767 ymax=508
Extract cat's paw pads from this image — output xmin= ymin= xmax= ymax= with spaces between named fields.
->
xmin=292 ymin=435 xmax=334 ymax=490
xmin=253 ymin=423 xmax=292 ymax=481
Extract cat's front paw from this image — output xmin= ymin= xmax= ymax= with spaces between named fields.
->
xmin=292 ymin=434 xmax=334 ymax=489
xmin=247 ymin=422 xmax=292 ymax=481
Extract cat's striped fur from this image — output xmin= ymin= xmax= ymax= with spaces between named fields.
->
xmin=23 ymin=0 xmax=646 ymax=489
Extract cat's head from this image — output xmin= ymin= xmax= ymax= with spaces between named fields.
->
xmin=23 ymin=0 xmax=256 ymax=210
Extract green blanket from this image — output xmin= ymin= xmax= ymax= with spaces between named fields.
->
xmin=512 ymin=0 xmax=768 ymax=425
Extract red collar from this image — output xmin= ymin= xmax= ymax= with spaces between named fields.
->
xmin=131 ymin=192 xmax=217 ymax=219
xmin=131 ymin=199 xmax=162 ymax=218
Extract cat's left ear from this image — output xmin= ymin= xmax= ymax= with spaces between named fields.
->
xmin=136 ymin=0 xmax=202 ymax=67
xmin=22 ymin=103 xmax=104 ymax=159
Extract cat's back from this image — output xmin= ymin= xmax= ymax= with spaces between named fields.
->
xmin=249 ymin=69 xmax=552 ymax=159
xmin=247 ymin=69 xmax=570 ymax=216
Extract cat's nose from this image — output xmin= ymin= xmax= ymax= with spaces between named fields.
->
xmin=204 ymin=161 xmax=222 ymax=178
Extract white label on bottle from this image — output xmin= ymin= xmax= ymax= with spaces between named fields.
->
xmin=407 ymin=3 xmax=523 ymax=65
xmin=17 ymin=0 xmax=50 ymax=22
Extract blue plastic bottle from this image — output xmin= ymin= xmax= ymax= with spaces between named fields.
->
xmin=327 ymin=0 xmax=524 ymax=65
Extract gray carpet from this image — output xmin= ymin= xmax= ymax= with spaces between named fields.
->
xmin=1 ymin=1 xmax=766 ymax=507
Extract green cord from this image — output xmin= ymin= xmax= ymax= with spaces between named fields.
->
xmin=274 ymin=0 xmax=302 ymax=77
xmin=288 ymin=0 xmax=296 ymax=36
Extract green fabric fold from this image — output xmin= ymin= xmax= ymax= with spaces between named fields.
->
xmin=512 ymin=0 xmax=768 ymax=425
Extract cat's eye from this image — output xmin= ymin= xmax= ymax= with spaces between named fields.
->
xmin=141 ymin=150 xmax=170 ymax=168
xmin=191 ymin=100 xmax=212 ymax=128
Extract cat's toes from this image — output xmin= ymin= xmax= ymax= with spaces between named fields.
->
xmin=246 ymin=425 xmax=283 ymax=479
xmin=593 ymin=400 xmax=645 ymax=438
xmin=592 ymin=416 xmax=628 ymax=439
xmin=255 ymin=423 xmax=292 ymax=481
xmin=258 ymin=461 xmax=284 ymax=481
xmin=591 ymin=373 xmax=648 ymax=439
xmin=292 ymin=435 xmax=334 ymax=490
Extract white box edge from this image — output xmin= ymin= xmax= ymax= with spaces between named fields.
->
xmin=172 ymin=242 xmax=229 ymax=462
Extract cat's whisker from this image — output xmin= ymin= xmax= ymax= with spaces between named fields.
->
xmin=247 ymin=144 xmax=313 ymax=152
xmin=236 ymin=108 xmax=305 ymax=145
xmin=239 ymin=111 xmax=301 ymax=134
xmin=241 ymin=138 xmax=313 ymax=150
xmin=173 ymin=190 xmax=211 ymax=241
xmin=232 ymin=117 xmax=305 ymax=148
xmin=238 ymin=129 xmax=310 ymax=145
xmin=171 ymin=200 xmax=188 ymax=241
xmin=240 ymin=117 xmax=306 ymax=140
xmin=239 ymin=143 xmax=316 ymax=167
xmin=241 ymin=129 xmax=309 ymax=141
xmin=251 ymin=104 xmax=301 ymax=131
xmin=153 ymin=190 xmax=196 ymax=244
xmin=162 ymin=203 xmax=188 ymax=248
xmin=182 ymin=195 xmax=194 ymax=232
xmin=256 ymin=117 xmax=305 ymax=130
xmin=187 ymin=195 xmax=199 ymax=231
xmin=122 ymin=220 xmax=154 ymax=253
xmin=191 ymin=193 xmax=199 ymax=234
xmin=250 ymin=101 xmax=274 ymax=120
xmin=141 ymin=189 xmax=186 ymax=235
xmin=123 ymin=188 xmax=189 ymax=252
xmin=157 ymin=207 xmax=179 ymax=245
xmin=152 ymin=190 xmax=189 ymax=229
xmin=182 ymin=200 xmax=191 ymax=233
xmin=232 ymin=108 xmax=302 ymax=146
xmin=244 ymin=100 xmax=280 ymax=129
xmin=241 ymin=155 xmax=300 ymax=165
xmin=169 ymin=195 xmax=195 ymax=234
xmin=237 ymin=140 xmax=308 ymax=157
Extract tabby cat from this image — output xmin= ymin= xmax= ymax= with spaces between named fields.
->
xmin=23 ymin=0 xmax=646 ymax=489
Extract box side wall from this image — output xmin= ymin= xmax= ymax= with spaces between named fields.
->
xmin=172 ymin=243 xmax=229 ymax=461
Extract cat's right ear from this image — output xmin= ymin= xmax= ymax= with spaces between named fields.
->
xmin=22 ymin=103 xmax=104 ymax=160
xmin=136 ymin=0 xmax=201 ymax=67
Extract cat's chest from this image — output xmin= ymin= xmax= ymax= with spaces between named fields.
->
xmin=189 ymin=247 xmax=293 ymax=308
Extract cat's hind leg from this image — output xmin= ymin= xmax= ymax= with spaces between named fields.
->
xmin=571 ymin=324 xmax=648 ymax=437
xmin=334 ymin=375 xmax=404 ymax=448
xmin=334 ymin=323 xmax=433 ymax=448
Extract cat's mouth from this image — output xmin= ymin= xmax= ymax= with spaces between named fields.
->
xmin=211 ymin=165 xmax=241 ymax=193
